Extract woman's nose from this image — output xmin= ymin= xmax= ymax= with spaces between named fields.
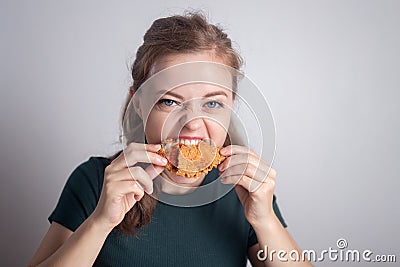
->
xmin=181 ymin=116 xmax=204 ymax=131
xmin=177 ymin=100 xmax=206 ymax=130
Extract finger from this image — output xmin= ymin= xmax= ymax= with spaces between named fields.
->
xmin=125 ymin=192 xmax=137 ymax=208
xmin=220 ymin=163 xmax=250 ymax=180
xmin=110 ymin=143 xmax=166 ymax=170
xmin=144 ymin=164 xmax=165 ymax=180
xmin=128 ymin=166 xmax=155 ymax=194
xmin=115 ymin=143 xmax=161 ymax=163
xmin=126 ymin=166 xmax=162 ymax=194
xmin=219 ymin=154 xmax=263 ymax=171
xmin=220 ymin=163 xmax=270 ymax=183
xmin=127 ymin=142 xmax=162 ymax=152
xmin=143 ymin=143 xmax=162 ymax=152
xmin=123 ymin=182 xmax=145 ymax=202
xmin=219 ymin=154 xmax=276 ymax=179
xmin=219 ymin=154 xmax=251 ymax=171
xmin=105 ymin=166 xmax=155 ymax=194
xmin=106 ymin=180 xmax=145 ymax=198
xmin=221 ymin=174 xmax=264 ymax=193
xmin=219 ymin=145 xmax=258 ymax=157
xmin=125 ymin=150 xmax=167 ymax=168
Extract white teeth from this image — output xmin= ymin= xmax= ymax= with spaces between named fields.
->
xmin=175 ymin=138 xmax=202 ymax=146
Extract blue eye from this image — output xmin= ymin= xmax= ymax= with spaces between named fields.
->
xmin=205 ymin=101 xmax=223 ymax=109
xmin=158 ymin=99 xmax=177 ymax=107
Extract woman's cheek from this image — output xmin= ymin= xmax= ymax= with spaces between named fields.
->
xmin=210 ymin=124 xmax=229 ymax=147
xmin=145 ymin=113 xmax=167 ymax=143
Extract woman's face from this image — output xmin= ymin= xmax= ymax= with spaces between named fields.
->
xmin=140 ymin=52 xmax=234 ymax=184
xmin=144 ymin=52 xmax=234 ymax=147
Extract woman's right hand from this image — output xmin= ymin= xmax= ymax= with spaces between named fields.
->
xmin=90 ymin=143 xmax=167 ymax=232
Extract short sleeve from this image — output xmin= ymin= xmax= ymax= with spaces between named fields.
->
xmin=48 ymin=157 xmax=105 ymax=232
xmin=247 ymin=195 xmax=287 ymax=248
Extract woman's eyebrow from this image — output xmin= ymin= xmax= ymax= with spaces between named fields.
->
xmin=203 ymin=91 xmax=228 ymax=98
xmin=161 ymin=91 xmax=184 ymax=100
xmin=160 ymin=90 xmax=228 ymax=99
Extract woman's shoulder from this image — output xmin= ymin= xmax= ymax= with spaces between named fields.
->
xmin=86 ymin=155 xmax=113 ymax=170
xmin=76 ymin=152 xmax=118 ymax=175
xmin=47 ymin=155 xmax=116 ymax=231
xmin=62 ymin=155 xmax=115 ymax=191
xmin=70 ymin=156 xmax=111 ymax=178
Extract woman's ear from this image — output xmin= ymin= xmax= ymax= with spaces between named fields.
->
xmin=129 ymin=86 xmax=135 ymax=98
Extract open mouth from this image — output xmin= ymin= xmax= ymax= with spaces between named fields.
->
xmin=158 ymin=138 xmax=226 ymax=178
xmin=161 ymin=137 xmax=212 ymax=148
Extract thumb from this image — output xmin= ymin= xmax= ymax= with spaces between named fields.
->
xmin=145 ymin=164 xmax=165 ymax=180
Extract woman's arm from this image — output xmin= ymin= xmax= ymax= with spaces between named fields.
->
xmin=28 ymin=222 xmax=72 ymax=266
xmin=247 ymin=216 xmax=312 ymax=267
xmin=218 ymin=145 xmax=312 ymax=267
xmin=28 ymin=218 xmax=110 ymax=267
xmin=28 ymin=143 xmax=168 ymax=266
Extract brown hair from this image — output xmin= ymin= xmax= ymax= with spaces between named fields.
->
xmin=110 ymin=11 xmax=243 ymax=235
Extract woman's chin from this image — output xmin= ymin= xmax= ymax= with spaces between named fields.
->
xmin=172 ymin=176 xmax=198 ymax=185
xmin=164 ymin=170 xmax=204 ymax=186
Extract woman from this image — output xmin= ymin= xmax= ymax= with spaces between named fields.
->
xmin=29 ymin=12 xmax=312 ymax=267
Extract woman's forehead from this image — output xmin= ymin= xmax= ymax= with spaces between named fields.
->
xmin=159 ymin=83 xmax=233 ymax=100
xmin=149 ymin=51 xmax=227 ymax=76
xmin=136 ymin=59 xmax=239 ymax=104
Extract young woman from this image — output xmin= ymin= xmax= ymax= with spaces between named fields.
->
xmin=29 ymin=13 xmax=312 ymax=267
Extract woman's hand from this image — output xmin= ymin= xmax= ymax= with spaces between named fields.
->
xmin=218 ymin=145 xmax=277 ymax=227
xmin=91 ymin=143 xmax=167 ymax=232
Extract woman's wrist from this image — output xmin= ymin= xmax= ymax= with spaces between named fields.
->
xmin=250 ymin=212 xmax=282 ymax=234
xmin=86 ymin=213 xmax=115 ymax=236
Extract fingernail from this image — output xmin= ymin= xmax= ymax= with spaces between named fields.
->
xmin=220 ymin=147 xmax=231 ymax=155
xmin=159 ymin=157 xmax=168 ymax=164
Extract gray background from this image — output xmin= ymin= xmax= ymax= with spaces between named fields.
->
xmin=1 ymin=0 xmax=399 ymax=266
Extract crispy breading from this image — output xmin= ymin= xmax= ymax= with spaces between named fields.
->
xmin=157 ymin=141 xmax=226 ymax=178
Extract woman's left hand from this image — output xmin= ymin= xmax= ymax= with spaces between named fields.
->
xmin=218 ymin=145 xmax=277 ymax=227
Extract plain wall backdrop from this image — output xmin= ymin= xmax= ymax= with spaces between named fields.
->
xmin=1 ymin=0 xmax=399 ymax=266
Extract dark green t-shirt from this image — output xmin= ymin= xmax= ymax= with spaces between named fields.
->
xmin=49 ymin=156 xmax=287 ymax=267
